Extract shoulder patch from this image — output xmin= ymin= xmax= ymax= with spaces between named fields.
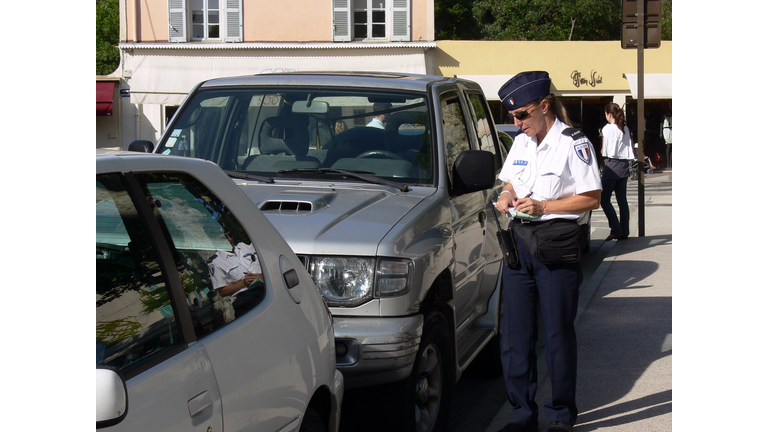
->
xmin=562 ymin=127 xmax=585 ymax=140
xmin=573 ymin=142 xmax=592 ymax=165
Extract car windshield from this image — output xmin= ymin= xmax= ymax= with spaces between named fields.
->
xmin=157 ymin=88 xmax=434 ymax=186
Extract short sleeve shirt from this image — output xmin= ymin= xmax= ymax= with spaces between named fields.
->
xmin=208 ymin=243 xmax=262 ymax=296
xmin=499 ymin=117 xmax=602 ymax=221
xmin=602 ymin=123 xmax=634 ymax=160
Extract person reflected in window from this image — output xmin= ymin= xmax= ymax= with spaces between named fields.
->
xmin=366 ymin=102 xmax=392 ymax=129
xmin=208 ymin=230 xmax=264 ymax=310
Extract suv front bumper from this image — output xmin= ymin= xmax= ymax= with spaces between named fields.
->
xmin=332 ymin=314 xmax=423 ymax=389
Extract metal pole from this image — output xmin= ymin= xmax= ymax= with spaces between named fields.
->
xmin=636 ymin=0 xmax=646 ymax=237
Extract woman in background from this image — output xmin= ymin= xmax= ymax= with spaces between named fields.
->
xmin=600 ymin=103 xmax=634 ymax=240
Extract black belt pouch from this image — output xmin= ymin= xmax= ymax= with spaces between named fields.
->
xmin=512 ymin=219 xmax=585 ymax=265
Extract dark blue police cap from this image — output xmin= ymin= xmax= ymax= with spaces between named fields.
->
xmin=498 ymin=71 xmax=552 ymax=111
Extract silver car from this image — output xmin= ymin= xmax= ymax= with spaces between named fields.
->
xmin=96 ymin=150 xmax=343 ymax=432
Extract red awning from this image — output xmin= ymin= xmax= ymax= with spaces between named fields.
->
xmin=97 ymin=81 xmax=116 ymax=116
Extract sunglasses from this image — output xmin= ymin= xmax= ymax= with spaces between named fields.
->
xmin=508 ymin=101 xmax=541 ymax=121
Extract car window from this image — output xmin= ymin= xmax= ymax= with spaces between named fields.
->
xmin=134 ymin=172 xmax=266 ymax=338
xmin=96 ymin=174 xmax=184 ymax=376
xmin=440 ymin=91 xmax=471 ymax=188
xmin=156 ymin=88 xmax=434 ymax=185
xmin=465 ymin=92 xmax=503 ymax=171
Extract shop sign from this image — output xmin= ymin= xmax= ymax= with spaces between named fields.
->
xmin=570 ymin=70 xmax=603 ymax=88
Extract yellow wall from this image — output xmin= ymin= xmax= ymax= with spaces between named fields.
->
xmin=435 ymin=41 xmax=672 ymax=94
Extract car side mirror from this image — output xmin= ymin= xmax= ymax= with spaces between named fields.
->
xmin=128 ymin=140 xmax=155 ymax=153
xmin=451 ymin=150 xmax=496 ymax=195
xmin=96 ymin=367 xmax=128 ymax=428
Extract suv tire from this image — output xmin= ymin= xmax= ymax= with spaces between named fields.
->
xmin=391 ymin=311 xmax=454 ymax=432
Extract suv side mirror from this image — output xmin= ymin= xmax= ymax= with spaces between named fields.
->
xmin=96 ymin=367 xmax=128 ymax=428
xmin=128 ymin=140 xmax=155 ymax=153
xmin=452 ymin=150 xmax=496 ymax=195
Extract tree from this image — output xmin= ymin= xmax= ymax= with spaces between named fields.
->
xmin=96 ymin=0 xmax=120 ymax=75
xmin=472 ymin=0 xmax=623 ymax=41
xmin=435 ymin=0 xmax=483 ymax=40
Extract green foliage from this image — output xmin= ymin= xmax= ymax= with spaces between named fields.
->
xmin=473 ymin=0 xmax=623 ymax=41
xmin=661 ymin=0 xmax=672 ymax=40
xmin=436 ymin=0 xmax=672 ymax=42
xmin=96 ymin=0 xmax=120 ymax=75
xmin=435 ymin=0 xmax=482 ymax=40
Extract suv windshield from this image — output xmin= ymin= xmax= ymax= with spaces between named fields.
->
xmin=158 ymin=88 xmax=434 ymax=185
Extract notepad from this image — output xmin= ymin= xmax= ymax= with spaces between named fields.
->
xmin=508 ymin=208 xmax=540 ymax=220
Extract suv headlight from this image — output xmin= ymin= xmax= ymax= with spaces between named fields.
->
xmin=308 ymin=257 xmax=412 ymax=307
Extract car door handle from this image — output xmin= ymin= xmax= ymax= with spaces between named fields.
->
xmin=188 ymin=390 xmax=213 ymax=418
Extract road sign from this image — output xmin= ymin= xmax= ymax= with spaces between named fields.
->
xmin=622 ymin=0 xmax=661 ymax=50
xmin=622 ymin=22 xmax=661 ymax=49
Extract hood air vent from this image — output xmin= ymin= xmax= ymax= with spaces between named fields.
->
xmin=260 ymin=200 xmax=313 ymax=212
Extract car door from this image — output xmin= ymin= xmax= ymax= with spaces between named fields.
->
xmin=463 ymin=90 xmax=506 ymax=311
xmin=439 ymin=90 xmax=488 ymax=326
xmin=96 ymin=172 xmax=224 ymax=432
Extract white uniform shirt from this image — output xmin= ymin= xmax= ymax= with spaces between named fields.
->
xmin=208 ymin=242 xmax=262 ymax=297
xmin=601 ymin=123 xmax=635 ymax=160
xmin=499 ymin=117 xmax=602 ymax=221
xmin=366 ymin=118 xmax=385 ymax=129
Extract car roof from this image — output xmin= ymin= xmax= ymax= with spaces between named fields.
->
xmin=195 ymin=71 xmax=477 ymax=93
xmin=96 ymin=149 xmax=221 ymax=175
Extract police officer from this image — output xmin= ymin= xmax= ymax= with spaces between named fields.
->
xmin=494 ymin=71 xmax=602 ymax=432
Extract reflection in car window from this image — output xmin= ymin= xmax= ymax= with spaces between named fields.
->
xmin=134 ymin=172 xmax=265 ymax=338
xmin=96 ymin=174 xmax=183 ymax=375
xmin=466 ymin=92 xmax=503 ymax=171
xmin=440 ymin=91 xmax=470 ymax=188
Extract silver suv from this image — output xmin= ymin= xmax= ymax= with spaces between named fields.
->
xmin=134 ymin=72 xmax=507 ymax=432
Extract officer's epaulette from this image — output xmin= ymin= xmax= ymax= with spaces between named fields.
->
xmin=562 ymin=128 xmax=585 ymax=140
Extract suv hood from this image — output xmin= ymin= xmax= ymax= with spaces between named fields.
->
xmin=236 ymin=182 xmax=431 ymax=256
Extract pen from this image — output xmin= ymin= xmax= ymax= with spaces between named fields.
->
xmin=523 ymin=192 xmax=533 ymax=199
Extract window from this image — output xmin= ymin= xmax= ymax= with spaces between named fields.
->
xmin=134 ymin=172 xmax=265 ymax=338
xmin=192 ymin=0 xmax=220 ymax=40
xmin=440 ymin=91 xmax=470 ymax=187
xmin=333 ymin=0 xmax=410 ymax=42
xmin=354 ymin=0 xmax=386 ymax=39
xmin=465 ymin=92 xmax=504 ymax=171
xmin=169 ymin=0 xmax=242 ymax=42
xmin=96 ymin=171 xmax=265 ymax=380
xmin=97 ymin=174 xmax=184 ymax=377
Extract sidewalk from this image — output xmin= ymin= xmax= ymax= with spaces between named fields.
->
xmin=485 ymin=172 xmax=673 ymax=432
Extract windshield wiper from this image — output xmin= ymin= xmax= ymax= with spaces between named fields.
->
xmin=224 ymin=170 xmax=275 ymax=183
xmin=278 ymin=168 xmax=410 ymax=192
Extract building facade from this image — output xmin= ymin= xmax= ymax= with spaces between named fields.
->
xmin=96 ymin=0 xmax=437 ymax=149
xmin=96 ymin=1 xmax=671 ymax=164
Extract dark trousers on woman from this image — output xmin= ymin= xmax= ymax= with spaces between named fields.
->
xmin=501 ymin=232 xmax=582 ymax=427
xmin=601 ymin=159 xmax=631 ymax=237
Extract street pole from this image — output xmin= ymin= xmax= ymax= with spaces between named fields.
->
xmin=636 ymin=0 xmax=646 ymax=237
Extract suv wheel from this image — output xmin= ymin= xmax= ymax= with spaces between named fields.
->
xmin=393 ymin=311 xmax=454 ymax=432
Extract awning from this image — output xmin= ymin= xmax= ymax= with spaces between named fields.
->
xmin=127 ymin=48 xmax=430 ymax=105
xmin=97 ymin=81 xmax=116 ymax=116
xmin=623 ymin=73 xmax=672 ymax=99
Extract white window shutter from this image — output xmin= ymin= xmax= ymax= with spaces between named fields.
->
xmin=333 ymin=0 xmax=352 ymax=42
xmin=225 ymin=0 xmax=243 ymax=42
xmin=168 ymin=0 xmax=188 ymax=42
xmin=391 ymin=0 xmax=410 ymax=41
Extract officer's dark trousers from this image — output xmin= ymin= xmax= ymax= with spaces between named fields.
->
xmin=501 ymin=232 xmax=582 ymax=426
